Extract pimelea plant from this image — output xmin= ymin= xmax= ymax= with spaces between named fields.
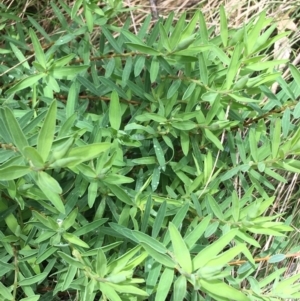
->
xmin=1 ymin=1 xmax=300 ymax=301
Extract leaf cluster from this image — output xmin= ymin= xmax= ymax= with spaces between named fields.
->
xmin=1 ymin=1 xmax=300 ymax=301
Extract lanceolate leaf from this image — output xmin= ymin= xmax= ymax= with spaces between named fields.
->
xmin=29 ymin=28 xmax=46 ymax=68
xmin=199 ymin=279 xmax=249 ymax=301
xmin=109 ymin=90 xmax=122 ymax=130
xmin=155 ymin=268 xmax=174 ymax=301
xmin=37 ymin=100 xmax=57 ymax=162
xmin=219 ymin=6 xmax=228 ymax=47
xmin=63 ymin=233 xmax=89 ymax=248
xmin=0 ymin=166 xmax=31 ymax=181
xmin=6 ymin=74 xmax=46 ymax=95
xmin=66 ymin=143 xmax=111 ymax=165
xmin=169 ymin=222 xmax=192 ymax=273
xmin=193 ymin=229 xmax=238 ymax=270
xmin=3 ymin=107 xmax=28 ymax=155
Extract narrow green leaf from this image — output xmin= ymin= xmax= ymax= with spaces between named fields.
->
xmin=133 ymin=231 xmax=168 ymax=254
xmin=61 ymin=265 xmax=77 ymax=291
xmin=150 ymin=56 xmax=160 ymax=83
xmin=88 ymin=182 xmax=98 ymax=208
xmin=29 ymin=28 xmax=46 ymax=68
xmin=230 ymin=93 xmax=260 ymax=103
xmin=96 ymin=249 xmax=107 ymax=277
xmin=134 ymin=56 xmax=145 ymax=77
xmin=172 ymin=121 xmax=196 ymax=131
xmin=199 ymin=11 xmax=208 ymax=43
xmin=206 ymin=195 xmax=225 ymax=220
xmin=106 ymin=245 xmax=141 ymax=274
xmin=109 ymin=91 xmax=122 ymax=130
xmin=169 ymin=222 xmax=192 ymax=273
xmin=71 ymin=0 xmax=83 ymax=19
xmin=268 ymin=254 xmax=286 ymax=263
xmin=170 ymin=12 xmax=186 ymax=50
xmin=282 ymin=108 xmax=290 ymax=138
xmin=106 ymin=183 xmax=134 ymax=205
xmin=37 ymin=100 xmax=57 ymax=162
xmin=152 ymin=201 xmax=166 ymax=238
xmin=199 ymin=279 xmax=249 ymax=301
xmin=155 ymin=268 xmax=174 ymax=301
xmin=108 ymin=282 xmax=148 ymax=296
xmin=126 ymin=43 xmax=160 ymax=55
xmin=63 ymin=233 xmax=89 ymax=248
xmin=28 ymin=15 xmax=52 ymax=42
xmin=10 ymin=42 xmax=30 ymax=69
xmin=54 ymin=53 xmax=76 ymax=67
xmin=77 ymin=75 xmax=101 ymax=96
xmin=67 ymin=143 xmax=111 ymax=165
xmin=173 ymin=275 xmax=186 ymax=301
xmin=231 ymin=191 xmax=240 ymax=222
xmin=104 ymin=174 xmax=133 ymax=185
xmin=36 ymin=247 xmax=57 ymax=264
xmin=258 ymin=268 xmax=286 ymax=289
xmin=58 ymin=251 xmax=85 ymax=268
xmin=184 ymin=215 xmax=211 ymax=250
xmin=19 ymin=272 xmax=48 ymax=286
xmin=204 ymin=221 xmax=219 ymax=238
xmin=62 ymin=208 xmax=78 ymax=231
xmin=273 ymin=273 xmax=300 ymax=294
xmin=167 ymin=80 xmax=181 ymax=99
xmin=4 ymin=107 xmax=28 ymax=154
xmin=290 ymin=64 xmax=300 ymax=86
xmin=99 ymin=76 xmax=129 ymax=100
xmin=65 ymin=82 xmax=78 ymax=118
xmin=159 ymin=23 xmax=172 ymax=52
xmin=151 ymin=165 xmax=161 ymax=192
xmin=182 ymin=82 xmax=196 ymax=100
xmin=51 ymin=65 xmax=88 ymax=80
xmin=226 ymin=43 xmax=242 ymax=89
xmin=180 ymin=131 xmax=189 ymax=156
xmin=82 ymin=279 xmax=96 ymax=301
xmin=293 ymin=102 xmax=300 ymax=119
xmin=204 ymin=244 xmax=252 ymax=269
xmin=0 ymin=282 xmax=13 ymax=300
xmin=264 ymin=168 xmax=287 ymax=183
xmin=132 ymin=157 xmax=156 ymax=165
xmin=36 ymin=175 xmax=65 ymax=213
xmin=245 ymin=60 xmax=288 ymax=71
xmin=102 ymin=27 xmax=122 ymax=52
xmin=38 ymin=171 xmax=62 ymax=194
xmin=249 ymin=128 xmax=258 ymax=162
xmin=204 ymin=129 xmax=224 ymax=150
xmin=193 ymin=229 xmax=238 ymax=270
xmin=73 ymin=219 xmax=107 ymax=236
xmin=153 ymin=138 xmax=166 ymax=169
xmin=0 ymin=166 xmax=31 ymax=181
xmin=211 ymin=46 xmax=230 ymax=65
xmin=220 ymin=6 xmax=228 ymax=47
xmin=122 ymin=29 xmax=146 ymax=45
xmin=246 ymin=11 xmax=267 ymax=55
xmin=99 ymin=283 xmax=122 ymax=301
xmin=140 ymin=243 xmax=175 ymax=268
xmin=181 ymin=11 xmax=199 ymax=40
xmin=122 ymin=56 xmax=132 ymax=87
xmin=272 ymin=119 xmax=281 ymax=159
xmin=83 ymin=1 xmax=94 ymax=33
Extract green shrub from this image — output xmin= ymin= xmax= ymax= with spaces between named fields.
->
xmin=1 ymin=2 xmax=300 ymax=301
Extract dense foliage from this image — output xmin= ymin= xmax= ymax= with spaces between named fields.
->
xmin=1 ymin=1 xmax=300 ymax=300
